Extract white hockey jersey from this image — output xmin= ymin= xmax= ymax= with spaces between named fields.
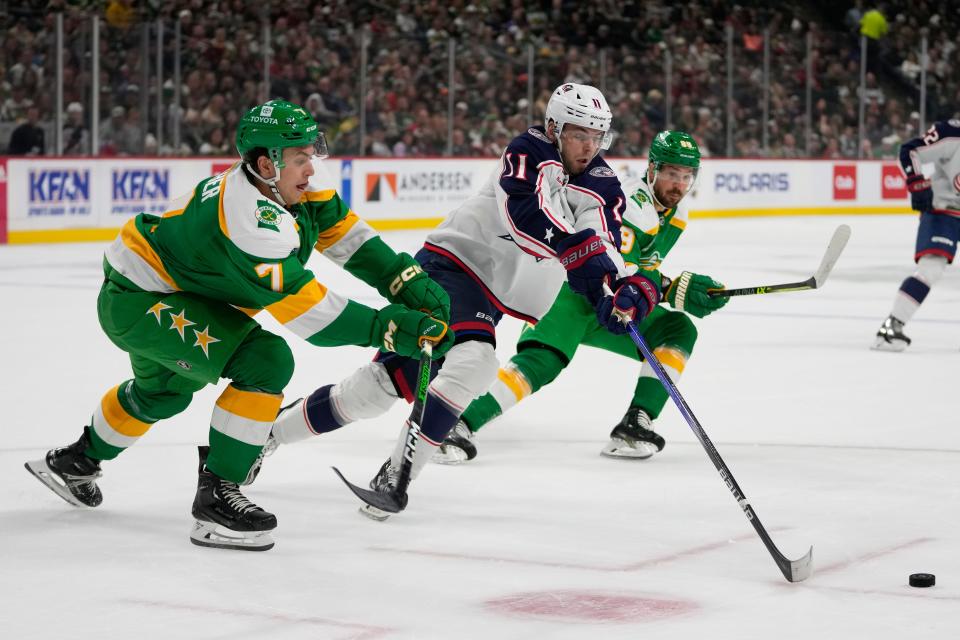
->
xmin=424 ymin=127 xmax=628 ymax=322
xmin=900 ymin=119 xmax=960 ymax=215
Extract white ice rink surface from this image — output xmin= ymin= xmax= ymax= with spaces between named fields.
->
xmin=2 ymin=215 xmax=959 ymax=639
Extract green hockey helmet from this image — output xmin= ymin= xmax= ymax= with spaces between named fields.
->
xmin=647 ymin=130 xmax=700 ymax=198
xmin=236 ymin=99 xmax=328 ymax=168
xmin=648 ymin=130 xmax=701 ymax=170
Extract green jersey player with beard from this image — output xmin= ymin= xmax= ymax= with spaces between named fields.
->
xmin=434 ymin=131 xmax=728 ymax=462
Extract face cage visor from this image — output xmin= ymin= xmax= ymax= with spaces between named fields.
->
xmin=649 ymin=162 xmax=700 ymax=202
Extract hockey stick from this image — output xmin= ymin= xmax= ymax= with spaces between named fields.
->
xmin=708 ymin=224 xmax=851 ymax=298
xmin=332 ymin=340 xmax=433 ymax=514
xmin=604 ymin=284 xmax=813 ymax=582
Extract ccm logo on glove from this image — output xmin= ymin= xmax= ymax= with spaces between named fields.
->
xmin=389 ymin=264 xmax=424 ymax=295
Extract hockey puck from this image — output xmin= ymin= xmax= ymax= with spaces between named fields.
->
xmin=909 ymin=573 xmax=935 ymax=588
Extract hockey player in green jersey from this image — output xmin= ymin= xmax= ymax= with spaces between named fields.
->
xmin=24 ymin=99 xmax=453 ymax=551
xmin=434 ymin=131 xmax=727 ymax=463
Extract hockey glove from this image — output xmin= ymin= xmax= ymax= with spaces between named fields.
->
xmin=373 ymin=304 xmax=454 ymax=358
xmin=557 ymin=229 xmax=618 ymax=307
xmin=906 ymin=175 xmax=933 ymax=213
xmin=386 ymin=253 xmax=451 ymax=323
xmin=596 ymin=274 xmax=660 ymax=335
xmin=665 ymin=271 xmax=729 ymax=318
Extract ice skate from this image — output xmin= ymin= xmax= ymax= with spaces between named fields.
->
xmin=872 ymin=315 xmax=911 ymax=352
xmin=601 ymin=407 xmax=665 ymax=459
xmin=190 ymin=446 xmax=277 ymax=551
xmin=432 ymin=420 xmax=477 ymax=465
xmin=358 ymin=458 xmax=407 ymax=522
xmin=24 ymin=427 xmax=103 ymax=508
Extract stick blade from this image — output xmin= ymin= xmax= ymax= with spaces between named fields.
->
xmin=331 ymin=466 xmax=406 ymax=513
xmin=782 ymin=545 xmax=814 ymax=582
xmin=811 ymin=224 xmax=851 ymax=288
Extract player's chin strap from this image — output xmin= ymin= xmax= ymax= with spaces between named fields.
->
xmin=648 ymin=165 xmax=669 ymax=211
xmin=244 ymin=158 xmax=288 ymax=207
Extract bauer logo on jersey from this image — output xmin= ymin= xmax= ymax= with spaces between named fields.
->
xmin=255 ymin=199 xmax=283 ymax=231
xmin=589 ymin=166 xmax=616 ymax=178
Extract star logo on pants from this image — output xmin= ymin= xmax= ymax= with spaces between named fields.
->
xmin=169 ymin=309 xmax=196 ymax=340
xmin=146 ymin=301 xmax=172 ymax=324
xmin=192 ymin=326 xmax=220 ymax=358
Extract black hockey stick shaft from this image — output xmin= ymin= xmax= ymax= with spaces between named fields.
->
xmin=708 ymin=224 xmax=851 ymax=299
xmin=393 ymin=340 xmax=433 ymax=497
xmin=331 ymin=340 xmax=433 ymax=514
xmin=605 ymin=286 xmax=812 ymax=581
xmin=709 ymin=277 xmax=816 ymax=298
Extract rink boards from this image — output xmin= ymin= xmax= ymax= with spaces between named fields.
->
xmin=0 ymin=156 xmax=913 ymax=244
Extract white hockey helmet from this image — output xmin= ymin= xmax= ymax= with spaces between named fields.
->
xmin=544 ymin=83 xmax=613 ymax=150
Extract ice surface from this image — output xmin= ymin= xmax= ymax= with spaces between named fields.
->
xmin=2 ymin=215 xmax=958 ymax=639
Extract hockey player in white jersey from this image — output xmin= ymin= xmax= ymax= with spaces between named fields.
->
xmin=874 ymin=119 xmax=960 ymax=350
xmin=259 ymin=83 xmax=663 ymax=518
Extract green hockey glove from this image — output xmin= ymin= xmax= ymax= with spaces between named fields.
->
xmin=373 ymin=304 xmax=454 ymax=357
xmin=386 ymin=254 xmax=451 ymax=323
xmin=665 ymin=271 xmax=729 ymax=318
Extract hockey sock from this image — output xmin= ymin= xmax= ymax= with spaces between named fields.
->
xmin=460 ymin=392 xmax=503 ymax=433
xmin=890 ymin=255 xmax=947 ymax=324
xmin=633 ymin=346 xmax=688 ymax=419
xmin=207 ymin=385 xmax=282 ymax=483
xmin=86 ymin=382 xmax=158 ymax=460
xmin=272 ymin=385 xmax=345 ymax=445
xmin=462 ymin=345 xmax=566 ymax=433
xmin=390 ymin=389 xmax=460 ymax=481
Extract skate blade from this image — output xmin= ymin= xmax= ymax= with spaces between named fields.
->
xmin=359 ymin=504 xmax=392 ymax=522
xmin=431 ymin=446 xmax=469 ymax=465
xmin=190 ymin=520 xmax=275 ymax=551
xmin=23 ymin=459 xmax=89 ymax=508
xmin=871 ymin=336 xmax=907 ymax=352
xmin=600 ymin=439 xmax=657 ymax=460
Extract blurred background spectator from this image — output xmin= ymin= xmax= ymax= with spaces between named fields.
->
xmin=1 ymin=0 xmax=957 ymax=159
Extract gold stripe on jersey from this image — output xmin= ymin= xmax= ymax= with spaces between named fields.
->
xmin=314 ymin=211 xmax=360 ymax=252
xmin=105 ymin=218 xmax=180 ymax=292
xmin=317 ymin=215 xmax=379 ymax=267
xmin=264 ymin=278 xmax=328 ymax=323
xmin=669 ymin=217 xmax=687 ymax=230
xmin=301 ymin=189 xmax=337 ymax=203
xmin=211 ymin=385 xmax=281 ymax=447
xmin=217 ymin=172 xmax=230 ymax=238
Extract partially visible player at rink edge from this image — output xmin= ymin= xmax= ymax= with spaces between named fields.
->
xmin=263 ymin=83 xmax=660 ymax=518
xmin=435 ymin=131 xmax=730 ymax=464
xmin=874 ymin=118 xmax=960 ymax=351
xmin=23 ymin=99 xmax=453 ymax=551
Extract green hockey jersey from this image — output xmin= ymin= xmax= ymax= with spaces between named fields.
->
xmin=618 ymin=175 xmax=688 ymax=282
xmin=103 ymin=162 xmax=402 ymax=348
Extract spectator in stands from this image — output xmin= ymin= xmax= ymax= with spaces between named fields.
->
xmin=98 ymin=105 xmax=127 ymax=155
xmin=7 ymin=105 xmax=45 ymax=155
xmin=62 ymin=102 xmax=90 ymax=155
xmin=1 ymin=85 xmax=34 ymax=122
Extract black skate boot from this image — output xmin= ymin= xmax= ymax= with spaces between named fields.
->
xmin=24 ymin=426 xmax=103 ymax=507
xmin=601 ymin=407 xmax=665 ymax=459
xmin=432 ymin=420 xmax=477 ymax=465
xmin=359 ymin=458 xmax=408 ymax=522
xmin=873 ymin=315 xmax=911 ymax=352
xmin=190 ymin=446 xmax=277 ymax=551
